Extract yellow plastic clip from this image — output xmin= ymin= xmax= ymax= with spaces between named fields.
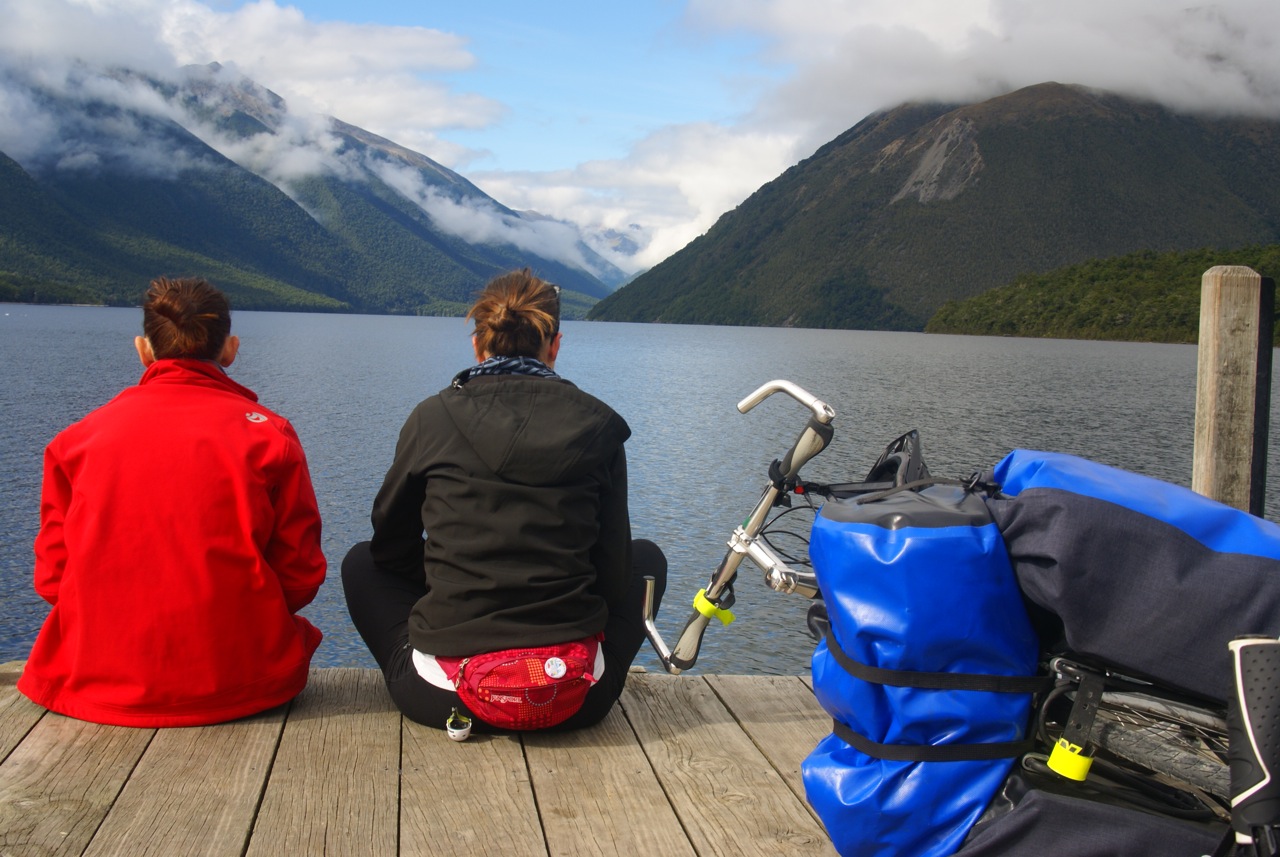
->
xmin=693 ymin=589 xmax=736 ymax=626
xmin=1047 ymin=736 xmax=1093 ymax=781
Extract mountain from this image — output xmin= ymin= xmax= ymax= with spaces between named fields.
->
xmin=0 ymin=63 xmax=624 ymax=314
xmin=588 ymin=83 xmax=1280 ymax=330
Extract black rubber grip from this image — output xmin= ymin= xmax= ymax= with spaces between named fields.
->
xmin=1229 ymin=636 xmax=1280 ymax=851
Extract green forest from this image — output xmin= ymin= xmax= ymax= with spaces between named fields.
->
xmin=925 ymin=245 xmax=1280 ymax=344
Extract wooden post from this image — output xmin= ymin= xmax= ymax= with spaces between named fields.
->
xmin=1193 ymin=266 xmax=1274 ymax=516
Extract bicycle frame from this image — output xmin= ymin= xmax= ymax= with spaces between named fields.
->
xmin=643 ymin=379 xmax=836 ymax=674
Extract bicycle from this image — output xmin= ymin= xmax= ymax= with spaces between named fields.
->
xmin=642 ymin=379 xmax=1280 ymax=857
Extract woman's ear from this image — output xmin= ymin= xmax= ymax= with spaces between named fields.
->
xmin=218 ymin=335 xmax=240 ymax=368
xmin=134 ymin=336 xmax=156 ymax=367
xmin=472 ymin=335 xmax=488 ymax=364
xmin=544 ymin=331 xmax=562 ymax=367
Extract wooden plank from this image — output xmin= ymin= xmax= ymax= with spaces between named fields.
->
xmin=705 ymin=675 xmax=832 ymax=822
xmin=0 ymin=661 xmax=45 ymax=763
xmin=0 ymin=714 xmax=154 ymax=857
xmin=81 ymin=706 xmax=287 ymax=857
xmin=524 ymin=703 xmax=697 ymax=857
xmin=400 ymin=720 xmax=547 ymax=857
xmin=246 ymin=669 xmax=400 ymax=857
xmin=621 ymin=674 xmax=836 ymax=856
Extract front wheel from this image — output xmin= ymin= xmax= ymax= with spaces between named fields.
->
xmin=1092 ymin=709 xmax=1230 ymax=803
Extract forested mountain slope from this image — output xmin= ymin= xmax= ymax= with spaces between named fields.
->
xmin=926 ymin=245 xmax=1280 ymax=343
xmin=589 ymin=83 xmax=1280 ymax=330
xmin=0 ymin=63 xmax=620 ymax=314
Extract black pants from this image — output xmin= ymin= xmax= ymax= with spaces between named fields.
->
xmin=341 ymin=539 xmax=667 ymax=732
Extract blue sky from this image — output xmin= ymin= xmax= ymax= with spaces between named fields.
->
xmin=5 ymin=0 xmax=1280 ymax=271
xmin=253 ymin=1 xmax=783 ymax=173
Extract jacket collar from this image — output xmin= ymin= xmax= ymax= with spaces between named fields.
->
xmin=139 ymin=359 xmax=259 ymax=402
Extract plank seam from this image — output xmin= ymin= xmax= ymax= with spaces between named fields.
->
xmin=240 ymin=697 xmax=293 ymax=857
xmin=618 ymin=676 xmax=702 ymax=849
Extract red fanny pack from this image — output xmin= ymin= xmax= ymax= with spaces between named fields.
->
xmin=436 ymin=632 xmax=603 ymax=730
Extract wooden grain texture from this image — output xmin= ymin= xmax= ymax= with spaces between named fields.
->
xmin=621 ymin=674 xmax=836 ymax=856
xmin=246 ymin=668 xmax=400 ymax=857
xmin=81 ymin=707 xmax=287 ymax=857
xmin=1193 ymin=265 xmax=1275 ymax=514
xmin=524 ymin=702 xmax=697 ymax=857
xmin=400 ymin=719 xmax=547 ymax=857
xmin=0 ymin=662 xmax=45 ymax=764
xmin=0 ymin=714 xmax=154 ymax=857
xmin=705 ymin=674 xmax=832 ymax=823
xmin=0 ymin=668 xmax=840 ymax=856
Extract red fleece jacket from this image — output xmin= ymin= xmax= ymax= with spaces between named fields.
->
xmin=18 ymin=359 xmax=325 ymax=726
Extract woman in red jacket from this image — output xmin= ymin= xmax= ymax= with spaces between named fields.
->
xmin=18 ymin=277 xmax=326 ymax=727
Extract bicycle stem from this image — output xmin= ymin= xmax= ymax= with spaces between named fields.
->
xmin=644 ymin=380 xmax=835 ymax=675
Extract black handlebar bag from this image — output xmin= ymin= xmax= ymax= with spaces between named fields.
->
xmin=948 ymin=449 xmax=1279 ymax=856
xmin=984 ymin=449 xmax=1280 ymax=704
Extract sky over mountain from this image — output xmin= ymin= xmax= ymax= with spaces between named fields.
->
xmin=2 ymin=0 xmax=1279 ymax=274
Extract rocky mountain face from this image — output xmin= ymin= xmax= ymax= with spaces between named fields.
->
xmin=0 ymin=62 xmax=623 ymax=313
xmin=589 ymin=83 xmax=1280 ymax=330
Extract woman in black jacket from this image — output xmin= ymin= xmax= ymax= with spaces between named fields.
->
xmin=342 ymin=268 xmax=667 ymax=732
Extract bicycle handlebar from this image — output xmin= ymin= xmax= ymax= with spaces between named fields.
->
xmin=1229 ymin=636 xmax=1280 ymax=855
xmin=644 ymin=380 xmax=835 ymax=674
xmin=738 ymin=379 xmax=836 ymax=423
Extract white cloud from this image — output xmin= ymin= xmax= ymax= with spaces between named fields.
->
xmin=3 ymin=0 xmax=1280 ymax=275
xmin=703 ymin=0 xmax=1280 ymax=155
xmin=473 ymin=122 xmax=798 ymax=270
xmin=155 ymin=0 xmax=503 ymax=159
xmin=204 ymin=108 xmax=358 ymax=184
xmin=0 ymin=86 xmax=60 ymax=165
xmin=369 ymin=159 xmax=601 ymax=275
xmin=0 ymin=60 xmax=218 ymax=179
xmin=0 ymin=0 xmax=179 ymax=77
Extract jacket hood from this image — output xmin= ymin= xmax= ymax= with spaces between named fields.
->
xmin=440 ymin=376 xmax=629 ymax=486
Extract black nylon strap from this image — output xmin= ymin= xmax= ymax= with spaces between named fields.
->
xmin=852 ymin=477 xmax=967 ymax=504
xmin=825 ymin=630 xmax=1053 ymax=694
xmin=831 ymin=718 xmax=1037 ymax=762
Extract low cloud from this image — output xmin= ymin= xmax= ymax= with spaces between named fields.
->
xmin=208 ymin=110 xmax=360 ymax=186
xmin=0 ymin=64 xmax=218 ymax=179
xmin=157 ymin=0 xmax=502 ymax=159
xmin=472 ymin=123 xmax=798 ymax=271
xmin=370 ymin=159 xmax=606 ymax=277
xmin=691 ymin=0 xmax=1280 ymax=156
xmin=2 ymin=0 xmax=1279 ymax=275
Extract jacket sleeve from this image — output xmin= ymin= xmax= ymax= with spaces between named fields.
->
xmin=369 ymin=406 xmax=430 ymax=578
xmin=32 ymin=444 xmax=71 ymax=605
xmin=264 ymin=422 xmax=327 ymax=613
xmin=589 ymin=443 xmax=633 ymax=612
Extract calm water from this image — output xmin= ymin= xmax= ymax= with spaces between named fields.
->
xmin=3 ymin=304 xmax=1277 ymax=674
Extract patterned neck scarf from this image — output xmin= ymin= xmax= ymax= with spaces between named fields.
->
xmin=451 ymin=355 xmax=560 ymax=388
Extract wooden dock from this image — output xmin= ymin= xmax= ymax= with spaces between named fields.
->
xmin=0 ymin=662 xmax=838 ymax=856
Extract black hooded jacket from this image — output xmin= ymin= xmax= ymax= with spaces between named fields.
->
xmin=369 ymin=373 xmax=633 ymax=656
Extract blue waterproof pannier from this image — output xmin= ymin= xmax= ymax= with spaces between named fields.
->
xmin=803 ymin=464 xmax=1043 ymax=857
xmin=803 ymin=443 xmax=1280 ymax=856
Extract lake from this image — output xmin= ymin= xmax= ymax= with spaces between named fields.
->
xmin=3 ymin=303 xmax=1276 ymax=674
